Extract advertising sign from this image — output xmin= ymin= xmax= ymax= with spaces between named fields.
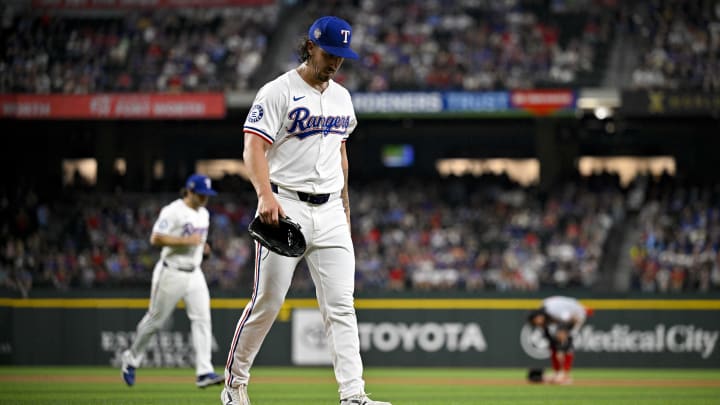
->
xmin=351 ymin=90 xmax=575 ymax=116
xmin=510 ymin=89 xmax=576 ymax=116
xmin=520 ymin=323 xmax=719 ymax=360
xmin=443 ymin=92 xmax=510 ymax=112
xmin=292 ymin=309 xmax=332 ymax=365
xmin=353 ymin=308 xmax=720 ymax=367
xmin=352 ymin=92 xmax=444 ymax=114
xmin=2 ymin=299 xmax=718 ymax=368
xmin=621 ymin=91 xmax=720 ymax=116
xmin=291 ymin=309 xmax=488 ymax=366
xmin=0 ymin=93 xmax=226 ymax=119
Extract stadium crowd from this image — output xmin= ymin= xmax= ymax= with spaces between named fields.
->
xmin=4 ymin=0 xmax=718 ymax=93
xmin=627 ymin=0 xmax=720 ymax=90
xmin=1 ymin=0 xmax=618 ymax=93
xmin=349 ymin=174 xmax=621 ymax=292
xmin=305 ymin=0 xmax=615 ymax=91
xmin=1 ymin=173 xmax=634 ymax=297
xmin=0 ymin=4 xmax=278 ymax=93
xmin=629 ymin=175 xmax=720 ymax=292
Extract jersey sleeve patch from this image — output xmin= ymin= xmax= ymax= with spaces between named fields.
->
xmin=152 ymin=207 xmax=176 ymax=235
xmin=248 ymin=104 xmax=264 ymax=122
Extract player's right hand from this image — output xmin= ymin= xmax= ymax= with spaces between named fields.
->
xmin=257 ymin=192 xmax=286 ymax=226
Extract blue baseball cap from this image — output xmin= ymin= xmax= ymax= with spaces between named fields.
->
xmin=308 ymin=16 xmax=358 ymax=60
xmin=186 ymin=174 xmax=217 ymax=196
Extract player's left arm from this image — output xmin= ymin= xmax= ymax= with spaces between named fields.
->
xmin=340 ymin=142 xmax=351 ymax=226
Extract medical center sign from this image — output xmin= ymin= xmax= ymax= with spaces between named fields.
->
xmin=521 ymin=323 xmax=719 ymax=360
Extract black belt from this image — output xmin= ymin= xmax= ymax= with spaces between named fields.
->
xmin=163 ymin=261 xmax=194 ymax=272
xmin=271 ymin=183 xmax=331 ymax=205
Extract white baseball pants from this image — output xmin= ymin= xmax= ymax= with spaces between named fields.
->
xmin=128 ymin=261 xmax=215 ymax=376
xmin=224 ymin=193 xmax=365 ymax=399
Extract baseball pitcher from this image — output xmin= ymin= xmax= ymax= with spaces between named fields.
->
xmin=221 ymin=16 xmax=391 ymax=405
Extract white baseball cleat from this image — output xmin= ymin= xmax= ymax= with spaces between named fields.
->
xmin=340 ymin=394 xmax=392 ymax=405
xmin=549 ymin=371 xmax=573 ymax=385
xmin=554 ymin=372 xmax=573 ymax=385
xmin=220 ymin=384 xmax=250 ymax=405
xmin=545 ymin=371 xmax=560 ymax=383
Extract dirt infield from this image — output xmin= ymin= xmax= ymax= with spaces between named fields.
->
xmin=1 ymin=374 xmax=718 ymax=388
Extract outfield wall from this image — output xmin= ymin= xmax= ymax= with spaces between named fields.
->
xmin=1 ymin=298 xmax=718 ymax=368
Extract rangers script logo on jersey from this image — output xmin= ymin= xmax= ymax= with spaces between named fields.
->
xmin=287 ymin=107 xmax=351 ymax=139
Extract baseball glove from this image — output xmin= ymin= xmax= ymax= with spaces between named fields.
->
xmin=527 ymin=368 xmax=544 ymax=383
xmin=248 ymin=216 xmax=307 ymax=257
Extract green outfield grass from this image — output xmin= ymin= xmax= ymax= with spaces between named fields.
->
xmin=0 ymin=367 xmax=718 ymax=405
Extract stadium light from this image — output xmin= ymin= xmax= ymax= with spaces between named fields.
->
xmin=593 ymin=106 xmax=612 ymax=120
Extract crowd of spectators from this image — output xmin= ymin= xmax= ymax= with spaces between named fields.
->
xmin=627 ymin=0 xmax=720 ymax=90
xmin=300 ymin=0 xmax=615 ymax=91
xmin=1 ymin=173 xmax=627 ymax=297
xmin=629 ymin=176 xmax=720 ymax=293
xmin=3 ymin=0 xmax=720 ymax=93
xmin=1 ymin=0 xmax=617 ymax=94
xmin=0 ymin=185 xmax=255 ymax=297
xmin=349 ymin=173 xmax=622 ymax=292
xmin=0 ymin=4 xmax=278 ymax=93
xmin=4 ymin=172 xmax=720 ymax=297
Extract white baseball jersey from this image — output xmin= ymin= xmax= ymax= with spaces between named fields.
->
xmin=227 ymin=66 xmax=367 ymax=399
xmin=543 ymin=296 xmax=587 ymax=327
xmin=243 ymin=67 xmax=357 ymax=194
xmin=126 ymin=197 xmax=216 ymax=378
xmin=152 ymin=198 xmax=209 ymax=270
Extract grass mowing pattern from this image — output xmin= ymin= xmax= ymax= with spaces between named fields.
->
xmin=0 ymin=367 xmax=718 ymax=404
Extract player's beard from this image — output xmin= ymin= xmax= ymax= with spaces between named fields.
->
xmin=309 ymin=59 xmax=332 ymax=83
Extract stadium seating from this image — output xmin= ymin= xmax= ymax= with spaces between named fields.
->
xmin=628 ymin=176 xmax=720 ymax=292
xmin=3 ymin=0 xmax=718 ymax=93
xmin=297 ymin=0 xmax=615 ymax=91
xmin=627 ymin=0 xmax=720 ymax=91
xmin=0 ymin=5 xmax=279 ymax=93
xmin=1 ymin=0 xmax=619 ymax=93
xmin=0 ymin=174 xmax=633 ymax=295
